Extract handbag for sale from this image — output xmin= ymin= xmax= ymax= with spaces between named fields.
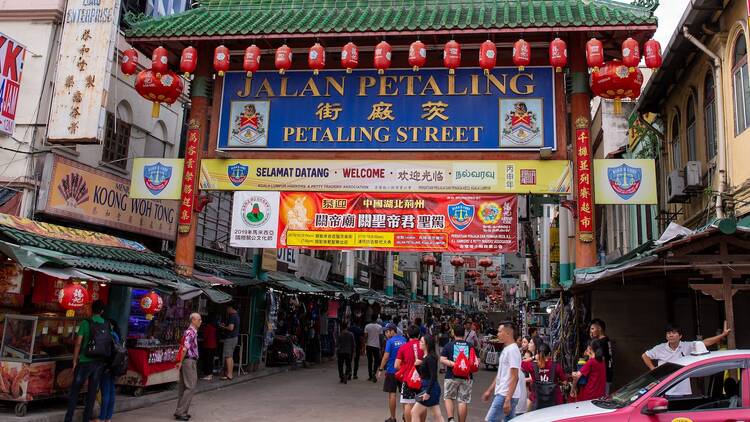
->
xmin=486 ymin=351 xmax=499 ymax=365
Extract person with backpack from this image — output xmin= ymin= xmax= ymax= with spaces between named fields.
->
xmin=98 ymin=319 xmax=125 ymax=422
xmin=520 ymin=342 xmax=565 ymax=410
xmin=394 ymin=325 xmax=424 ymax=422
xmin=440 ymin=324 xmax=478 ymax=422
xmin=65 ymin=300 xmax=112 ymax=422
xmin=482 ymin=323 xmax=521 ymax=422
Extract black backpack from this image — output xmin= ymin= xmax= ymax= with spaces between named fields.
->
xmin=85 ymin=319 xmax=113 ymax=359
xmin=108 ymin=340 xmax=128 ymax=376
xmin=533 ymin=361 xmax=558 ymax=410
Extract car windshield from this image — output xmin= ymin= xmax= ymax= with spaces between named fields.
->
xmin=593 ymin=363 xmax=683 ymax=409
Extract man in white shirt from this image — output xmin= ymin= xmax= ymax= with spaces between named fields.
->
xmin=642 ymin=322 xmax=731 ymax=396
xmin=364 ymin=315 xmax=384 ymax=383
xmin=482 ymin=323 xmax=521 ymax=422
xmin=464 ymin=320 xmax=479 ymax=349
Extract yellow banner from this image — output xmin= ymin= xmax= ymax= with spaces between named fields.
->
xmin=286 ymin=231 xmax=396 ymax=248
xmin=200 ymin=159 xmax=571 ymax=194
xmin=593 ymin=159 xmax=657 ymax=205
xmin=129 ymin=158 xmax=184 ymax=200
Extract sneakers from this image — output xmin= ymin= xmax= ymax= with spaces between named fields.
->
xmin=385 ymin=418 xmax=396 ymax=422
xmin=201 ymin=375 xmax=212 ymax=381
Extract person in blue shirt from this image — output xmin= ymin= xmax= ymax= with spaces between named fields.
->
xmin=378 ymin=323 xmax=407 ymax=422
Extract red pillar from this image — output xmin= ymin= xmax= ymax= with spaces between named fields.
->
xmin=175 ymin=57 xmax=211 ymax=277
xmin=570 ymin=34 xmax=597 ymax=269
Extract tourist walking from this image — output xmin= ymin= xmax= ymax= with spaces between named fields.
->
xmin=219 ymin=304 xmax=240 ymax=380
xmin=337 ymin=322 xmax=356 ymax=384
xmin=378 ymin=323 xmax=407 ymax=422
xmin=365 ymin=315 xmax=384 ymax=382
xmin=439 ymin=325 xmax=475 ymax=422
xmin=349 ymin=320 xmax=364 ymax=380
xmin=521 ymin=342 xmax=565 ymax=410
xmin=482 ymin=323 xmax=521 ymax=422
xmin=395 ymin=325 xmax=424 ymax=422
xmin=411 ymin=334 xmax=444 ymax=422
xmin=97 ymin=319 xmax=123 ymax=422
xmin=175 ymin=313 xmax=202 ymax=421
xmin=589 ymin=318 xmax=613 ymax=393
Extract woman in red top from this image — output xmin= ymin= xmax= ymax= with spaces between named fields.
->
xmin=521 ymin=343 xmax=566 ymax=409
xmin=200 ymin=316 xmax=218 ymax=380
xmin=573 ymin=339 xmax=607 ymax=401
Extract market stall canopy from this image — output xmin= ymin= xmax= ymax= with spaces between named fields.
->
xmin=0 ymin=240 xmax=68 ymax=268
xmin=264 ymin=271 xmax=323 ymax=294
xmin=193 ymin=271 xmax=234 ymax=287
xmin=78 ymin=269 xmax=158 ymax=288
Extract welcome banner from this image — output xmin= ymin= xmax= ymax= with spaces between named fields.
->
xmin=230 ymin=191 xmax=517 ymax=253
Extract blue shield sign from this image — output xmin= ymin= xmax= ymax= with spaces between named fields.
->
xmin=608 ymin=164 xmax=642 ymax=200
xmin=228 ymin=163 xmax=249 ymax=186
xmin=447 ymin=201 xmax=475 ymax=231
xmin=143 ymin=162 xmax=172 ymax=195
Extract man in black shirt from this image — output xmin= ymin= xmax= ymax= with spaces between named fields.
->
xmin=590 ymin=318 xmax=613 ymax=393
xmin=219 ymin=304 xmax=241 ymax=380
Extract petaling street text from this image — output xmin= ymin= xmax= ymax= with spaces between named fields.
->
xmin=282 ymin=126 xmax=484 ymax=143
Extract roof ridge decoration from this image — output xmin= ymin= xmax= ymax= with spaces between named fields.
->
xmin=126 ymin=0 xmax=657 ymax=39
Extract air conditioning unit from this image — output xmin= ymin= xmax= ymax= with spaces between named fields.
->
xmin=684 ymin=161 xmax=704 ymax=192
xmin=667 ymin=169 xmax=689 ymax=203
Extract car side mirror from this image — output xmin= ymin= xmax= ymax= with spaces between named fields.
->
xmin=642 ymin=397 xmax=669 ymax=415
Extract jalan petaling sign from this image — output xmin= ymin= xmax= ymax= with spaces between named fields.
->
xmin=217 ymin=67 xmax=556 ymax=151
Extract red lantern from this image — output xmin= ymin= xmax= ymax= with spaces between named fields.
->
xmin=622 ymin=37 xmax=641 ymax=72
xmin=275 ymin=44 xmax=293 ymax=74
xmin=513 ymin=39 xmax=531 ymax=71
xmin=121 ymin=48 xmax=138 ymax=76
xmin=465 ymin=270 xmax=479 ymax=279
xmin=409 ymin=40 xmax=427 ymax=71
xmin=180 ymin=46 xmax=197 ymax=79
xmin=214 ymin=45 xmax=230 ymax=77
xmin=341 ymin=42 xmax=359 ymax=73
xmin=487 ymin=271 xmax=498 ymax=279
xmin=590 ymin=60 xmax=644 ymax=114
xmin=450 ymin=256 xmax=464 ymax=267
xmin=549 ymin=38 xmax=567 ymax=72
xmin=135 ymin=69 xmax=184 ymax=118
xmin=422 ymin=254 xmax=437 ymax=267
xmin=152 ymin=46 xmax=169 ymax=78
xmin=58 ymin=282 xmax=90 ymax=317
xmin=443 ymin=40 xmax=461 ymax=74
xmin=374 ymin=41 xmax=392 ymax=75
xmin=644 ymin=39 xmax=662 ymax=69
xmin=243 ymin=44 xmax=261 ymax=77
xmin=479 ymin=40 xmax=497 ymax=75
xmin=307 ymin=43 xmax=325 ymax=75
xmin=475 ymin=280 xmax=484 ymax=288
xmin=139 ymin=291 xmax=164 ymax=320
xmin=586 ymin=38 xmax=604 ymax=72
xmin=478 ymin=257 xmax=493 ymax=268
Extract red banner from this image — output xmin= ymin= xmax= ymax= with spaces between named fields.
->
xmin=178 ymin=120 xmax=200 ymax=233
xmin=277 ymin=192 xmax=517 ymax=253
xmin=575 ymin=123 xmax=594 ymax=242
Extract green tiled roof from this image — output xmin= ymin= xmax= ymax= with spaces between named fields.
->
xmin=126 ymin=0 xmax=658 ymax=39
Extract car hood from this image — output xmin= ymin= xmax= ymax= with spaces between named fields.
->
xmin=512 ymin=400 xmax=618 ymax=422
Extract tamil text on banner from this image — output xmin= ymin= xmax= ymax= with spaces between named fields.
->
xmin=38 ymin=155 xmax=178 ymax=240
xmin=201 ymin=159 xmax=571 ymax=194
xmin=593 ymin=159 xmax=657 ymax=204
xmin=47 ymin=0 xmax=121 ymax=143
xmin=129 ymin=158 xmax=184 ymax=200
xmin=217 ymin=67 xmax=556 ymax=151
xmin=229 ymin=191 xmax=281 ymax=248
xmin=0 ymin=32 xmax=26 ymax=136
xmin=229 ymin=192 xmax=517 ymax=252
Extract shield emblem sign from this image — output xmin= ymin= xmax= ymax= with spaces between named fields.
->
xmin=607 ymin=164 xmax=642 ymax=200
xmin=447 ymin=201 xmax=475 ymax=231
xmin=143 ymin=162 xmax=172 ymax=195
xmin=228 ymin=163 xmax=249 ymax=187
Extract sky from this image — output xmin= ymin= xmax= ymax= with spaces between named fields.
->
xmin=653 ymin=0 xmax=691 ymax=46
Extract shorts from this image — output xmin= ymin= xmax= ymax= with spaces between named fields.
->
xmin=400 ymin=386 xmax=417 ymax=404
xmin=443 ymin=378 xmax=473 ymax=404
xmin=383 ymin=373 xmax=401 ymax=394
xmin=222 ymin=337 xmax=238 ymax=358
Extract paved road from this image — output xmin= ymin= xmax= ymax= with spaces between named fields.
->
xmin=119 ymin=359 xmax=499 ymax=422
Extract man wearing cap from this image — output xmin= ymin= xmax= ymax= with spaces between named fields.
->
xmin=378 ymin=323 xmax=407 ymax=422
xmin=642 ymin=321 xmax=731 ymax=396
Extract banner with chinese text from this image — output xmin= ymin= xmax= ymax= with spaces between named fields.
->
xmin=201 ymin=159 xmax=571 ymax=194
xmin=230 ymin=191 xmax=517 ymax=253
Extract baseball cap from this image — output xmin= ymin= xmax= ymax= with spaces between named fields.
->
xmin=385 ymin=323 xmax=398 ymax=332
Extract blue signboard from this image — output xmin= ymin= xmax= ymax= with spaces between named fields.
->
xmin=217 ymin=67 xmax=556 ymax=151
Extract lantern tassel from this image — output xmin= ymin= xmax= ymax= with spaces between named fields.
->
xmin=246 ymin=71 xmax=253 ymax=78
xmin=519 ymin=66 xmax=525 ymax=71
xmin=146 ymin=314 xmax=154 ymax=321
xmin=449 ymin=69 xmax=455 ymax=75
xmin=483 ymin=69 xmax=489 ymax=76
xmin=313 ymin=69 xmax=319 ymax=75
xmin=614 ymin=98 xmax=622 ymax=115
xmin=151 ymin=102 xmax=160 ymax=118
xmin=183 ymin=72 xmax=191 ymax=79
xmin=413 ymin=66 xmax=419 ymax=72
xmin=218 ymin=71 xmax=225 ymax=77
xmin=378 ymin=69 xmax=384 ymax=75
xmin=66 ymin=309 xmax=75 ymax=318
xmin=556 ymin=67 xmax=562 ymax=73
xmin=629 ymin=66 xmax=635 ymax=73
xmin=346 ymin=68 xmax=352 ymax=74
xmin=279 ymin=69 xmax=285 ymax=75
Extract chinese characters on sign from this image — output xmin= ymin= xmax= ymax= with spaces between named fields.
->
xmin=575 ymin=118 xmax=594 ymax=242
xmin=0 ymin=32 xmax=26 ymax=136
xmin=178 ymin=120 xmax=200 ymax=233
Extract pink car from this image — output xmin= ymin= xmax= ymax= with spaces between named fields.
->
xmin=514 ymin=348 xmax=749 ymax=422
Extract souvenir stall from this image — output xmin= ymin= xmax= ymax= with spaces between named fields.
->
xmin=117 ymin=288 xmax=198 ymax=396
xmin=0 ymin=265 xmax=107 ymax=416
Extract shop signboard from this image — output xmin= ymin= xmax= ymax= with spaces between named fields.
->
xmin=47 ymin=0 xmax=121 ymax=143
xmin=593 ymin=159 xmax=657 ymax=204
xmin=37 ymin=155 xmax=178 ymax=240
xmin=129 ymin=158 xmax=184 ymax=200
xmin=261 ymin=248 xmax=277 ymax=272
xmin=296 ymin=254 xmax=331 ymax=281
xmin=201 ymin=159 xmax=571 ymax=194
xmin=397 ymin=253 xmax=420 ymax=272
xmin=230 ymin=191 xmax=517 ymax=253
xmin=0 ymin=32 xmax=26 ymax=136
xmin=217 ymin=67 xmax=556 ymax=151
xmin=277 ymin=248 xmax=299 ymax=269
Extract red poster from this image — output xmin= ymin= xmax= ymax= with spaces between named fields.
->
xmin=575 ymin=125 xmax=594 ymax=242
xmin=277 ymin=192 xmax=517 ymax=253
xmin=178 ymin=120 xmax=200 ymax=232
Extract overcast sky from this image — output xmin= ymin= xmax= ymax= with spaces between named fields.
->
xmin=653 ymin=0 xmax=691 ymax=46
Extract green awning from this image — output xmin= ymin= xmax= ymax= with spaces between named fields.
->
xmin=226 ymin=276 xmax=262 ymax=287
xmin=264 ymin=271 xmax=323 ymax=293
xmin=201 ymin=287 xmax=233 ymax=304
xmin=79 ymin=269 xmax=158 ymax=288
xmin=0 ymin=240 xmax=68 ymax=268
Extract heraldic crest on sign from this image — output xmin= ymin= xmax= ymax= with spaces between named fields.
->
xmin=500 ymin=99 xmax=543 ymax=147
xmin=607 ymin=163 xmax=643 ymax=200
xmin=229 ymin=101 xmax=269 ymax=147
xmin=143 ymin=162 xmax=173 ymax=195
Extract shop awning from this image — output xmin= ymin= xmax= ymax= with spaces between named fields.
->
xmin=31 ymin=265 xmax=105 ymax=281
xmin=201 ymin=287 xmax=233 ymax=304
xmin=0 ymin=240 xmax=69 ymax=268
xmin=225 ymin=276 xmax=262 ymax=287
xmin=78 ymin=269 xmax=158 ymax=288
xmin=264 ymin=271 xmax=323 ymax=293
xmin=193 ymin=271 xmax=234 ymax=287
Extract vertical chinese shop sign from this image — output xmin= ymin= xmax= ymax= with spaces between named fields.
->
xmin=178 ymin=120 xmax=200 ymax=233
xmin=575 ymin=118 xmax=594 ymax=242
